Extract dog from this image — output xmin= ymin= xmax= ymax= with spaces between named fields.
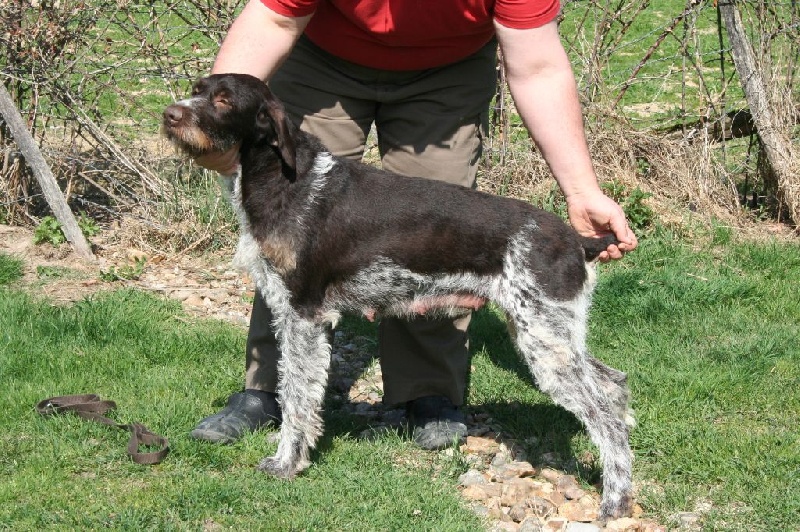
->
xmin=163 ymin=73 xmax=635 ymax=519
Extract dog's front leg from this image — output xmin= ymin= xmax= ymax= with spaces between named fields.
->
xmin=257 ymin=315 xmax=331 ymax=478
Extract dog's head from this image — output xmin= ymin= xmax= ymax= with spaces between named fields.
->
xmin=162 ymin=73 xmax=296 ymax=175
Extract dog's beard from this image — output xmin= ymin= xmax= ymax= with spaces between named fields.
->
xmin=162 ymin=124 xmax=236 ymax=159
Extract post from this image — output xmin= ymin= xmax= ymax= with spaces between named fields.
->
xmin=718 ymin=1 xmax=797 ymax=223
xmin=0 ymin=82 xmax=94 ymax=260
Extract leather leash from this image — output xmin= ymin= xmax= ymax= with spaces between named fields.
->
xmin=36 ymin=394 xmax=169 ymax=465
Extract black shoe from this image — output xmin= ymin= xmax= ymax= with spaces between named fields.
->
xmin=407 ymin=395 xmax=467 ymax=450
xmin=191 ymin=391 xmax=281 ymax=444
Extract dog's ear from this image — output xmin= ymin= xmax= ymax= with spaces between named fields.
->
xmin=256 ymin=98 xmax=297 ymax=180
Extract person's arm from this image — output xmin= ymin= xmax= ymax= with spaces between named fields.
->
xmin=494 ymin=19 xmax=637 ymax=260
xmin=196 ymin=0 xmax=312 ymax=174
xmin=211 ymin=0 xmax=312 ymax=78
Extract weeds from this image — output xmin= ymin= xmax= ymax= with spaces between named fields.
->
xmin=32 ymin=216 xmax=66 ymax=246
xmin=77 ymin=213 xmax=100 ymax=237
xmin=99 ymin=257 xmax=146 ymax=282
xmin=36 ymin=265 xmax=80 ymax=280
xmin=531 ymin=180 xmax=656 ymax=234
xmin=601 ymin=179 xmax=656 ymax=232
xmin=33 ymin=213 xmax=100 ymax=247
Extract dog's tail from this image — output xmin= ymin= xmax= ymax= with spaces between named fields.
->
xmin=580 ymin=234 xmax=620 ymax=262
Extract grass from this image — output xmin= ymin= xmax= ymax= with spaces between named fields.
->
xmin=2 ymin=232 xmax=799 ymax=529
xmin=468 ymin=229 xmax=800 ymax=529
xmin=0 ymin=253 xmax=23 ymax=285
xmin=0 ymin=258 xmax=480 ymax=530
xmin=595 ymin=229 xmax=800 ymax=528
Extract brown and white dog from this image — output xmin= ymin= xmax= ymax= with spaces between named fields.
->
xmin=163 ymin=74 xmax=635 ymax=519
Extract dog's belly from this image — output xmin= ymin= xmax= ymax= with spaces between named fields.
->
xmin=319 ymin=259 xmax=491 ymax=325
xmin=357 ymin=294 xmax=487 ymax=322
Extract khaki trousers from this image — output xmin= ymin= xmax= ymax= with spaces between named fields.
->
xmin=245 ymin=36 xmax=497 ymax=406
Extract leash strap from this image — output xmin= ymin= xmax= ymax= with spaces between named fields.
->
xmin=36 ymin=394 xmax=169 ymax=465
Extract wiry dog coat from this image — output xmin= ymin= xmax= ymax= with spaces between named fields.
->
xmin=163 ymin=73 xmax=635 ymax=519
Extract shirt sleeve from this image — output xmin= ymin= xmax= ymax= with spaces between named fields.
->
xmin=494 ymin=0 xmax=561 ymax=29
xmin=260 ymin=0 xmax=319 ymax=18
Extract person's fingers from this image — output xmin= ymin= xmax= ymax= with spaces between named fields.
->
xmin=605 ymin=243 xmax=623 ymax=260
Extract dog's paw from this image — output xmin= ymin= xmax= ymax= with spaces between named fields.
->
xmin=256 ymin=456 xmax=296 ymax=479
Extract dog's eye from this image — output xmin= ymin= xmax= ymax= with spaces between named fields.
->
xmin=213 ymin=92 xmax=231 ymax=110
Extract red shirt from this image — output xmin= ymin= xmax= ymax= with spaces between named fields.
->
xmin=261 ymin=0 xmax=560 ymax=70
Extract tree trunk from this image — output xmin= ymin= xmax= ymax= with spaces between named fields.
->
xmin=719 ymin=1 xmax=798 ymax=224
xmin=0 ymin=82 xmax=94 ymax=260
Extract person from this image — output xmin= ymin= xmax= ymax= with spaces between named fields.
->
xmin=189 ymin=0 xmax=638 ymax=450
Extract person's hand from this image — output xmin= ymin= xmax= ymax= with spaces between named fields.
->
xmin=195 ymin=143 xmax=241 ymax=176
xmin=566 ymin=189 xmax=638 ymax=262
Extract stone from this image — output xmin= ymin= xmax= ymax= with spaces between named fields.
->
xmin=519 ymin=516 xmax=545 ymax=532
xmin=539 ymin=468 xmax=562 ymax=483
xmin=488 ymin=505 xmax=509 ymax=521
xmin=672 ymin=512 xmax=702 ymax=528
xmin=640 ymin=522 xmax=667 ymax=532
xmin=577 ymin=495 xmax=599 ymax=508
xmin=461 ymin=485 xmax=489 ymax=501
xmin=461 ymin=483 xmax=501 ymax=501
xmin=606 ymin=517 xmax=641 ymax=531
xmin=468 ymin=425 xmax=491 ymax=437
xmin=472 ymin=412 xmax=490 ymax=423
xmin=563 ymin=487 xmax=586 ymax=500
xmin=458 ymin=469 xmax=487 ymax=487
xmin=555 ymin=475 xmax=580 ymax=493
xmin=504 ymin=460 xmax=538 ymax=478
xmin=543 ymin=517 xmax=568 ymax=531
xmin=184 ymin=294 xmax=205 ymax=307
xmin=472 ymin=504 xmax=490 ymax=518
xmin=508 ymin=503 xmax=528 ymax=523
xmin=492 ymin=452 xmax=512 ymax=467
xmin=500 ymin=484 xmax=524 ymax=506
xmin=557 ymin=501 xmax=598 ymax=522
xmin=543 ymin=491 xmax=567 ymax=506
xmin=494 ymin=463 xmax=537 ymax=482
xmin=565 ymin=523 xmax=601 ymax=532
xmin=462 ymin=435 xmax=502 ymax=455
xmin=525 ymin=496 xmax=557 ymax=518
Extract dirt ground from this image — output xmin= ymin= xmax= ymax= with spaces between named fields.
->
xmin=0 ymin=223 xmax=254 ymax=326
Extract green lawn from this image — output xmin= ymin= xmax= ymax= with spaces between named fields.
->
xmin=470 ymin=229 xmax=800 ymax=529
xmin=1 ymin=230 xmax=799 ymax=529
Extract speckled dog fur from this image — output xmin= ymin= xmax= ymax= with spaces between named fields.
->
xmin=163 ymin=74 xmax=636 ymax=519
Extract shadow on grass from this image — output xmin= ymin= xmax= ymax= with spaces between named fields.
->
xmin=205 ymin=299 xmax=595 ymax=483
xmin=296 ymin=307 xmax=596 ymax=482
xmin=467 ymin=306 xmax=597 ymax=481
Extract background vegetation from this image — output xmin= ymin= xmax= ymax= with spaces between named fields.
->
xmin=1 ymin=0 xmax=799 ymax=247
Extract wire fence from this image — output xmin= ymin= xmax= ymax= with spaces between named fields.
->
xmin=1 ymin=0 xmax=798 ymax=245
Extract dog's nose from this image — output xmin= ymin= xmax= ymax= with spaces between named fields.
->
xmin=163 ymin=105 xmax=184 ymax=126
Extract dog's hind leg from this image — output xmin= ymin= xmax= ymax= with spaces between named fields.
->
xmin=507 ymin=304 xmax=633 ymax=520
xmin=256 ymin=315 xmax=331 ymax=478
xmin=587 ymin=356 xmax=635 ymax=428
